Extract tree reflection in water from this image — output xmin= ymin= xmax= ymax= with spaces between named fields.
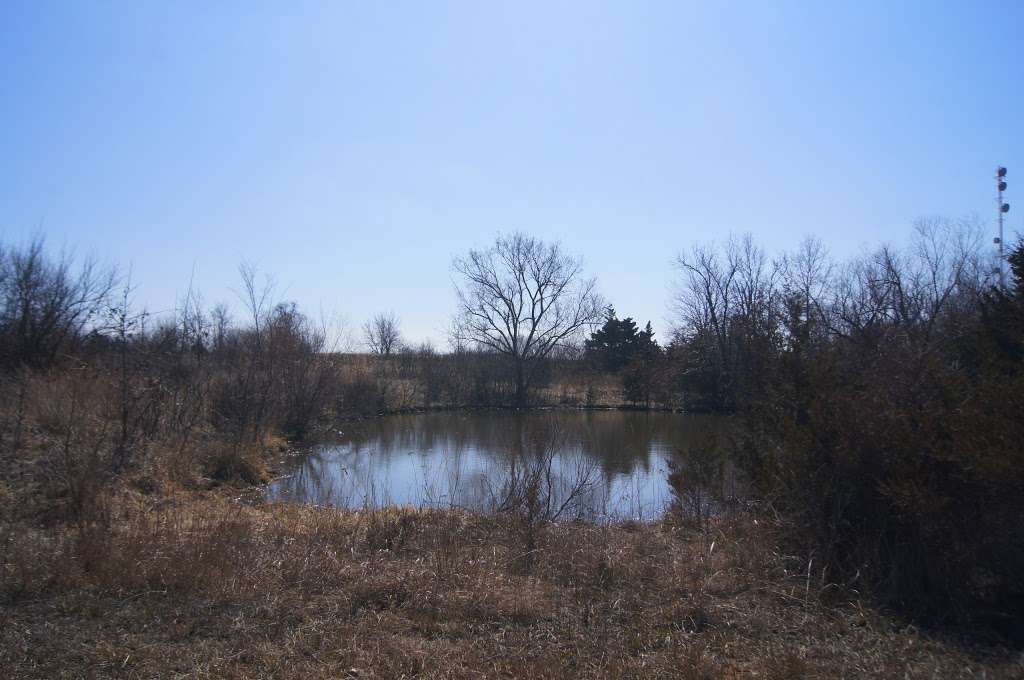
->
xmin=267 ymin=410 xmax=729 ymax=521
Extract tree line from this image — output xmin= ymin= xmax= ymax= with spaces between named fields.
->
xmin=667 ymin=221 xmax=1024 ymax=633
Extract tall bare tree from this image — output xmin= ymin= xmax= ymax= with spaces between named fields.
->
xmin=452 ymin=233 xmax=603 ymax=407
xmin=672 ymin=234 xmax=780 ymax=409
xmin=363 ymin=311 xmax=402 ymax=356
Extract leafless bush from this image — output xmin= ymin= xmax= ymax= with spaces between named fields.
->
xmin=207 ymin=264 xmax=338 ymax=447
xmin=0 ymin=237 xmax=116 ymax=369
xmin=671 ymin=220 xmax=1024 ymax=626
xmin=30 ymin=367 xmax=116 ymax=525
xmin=486 ymin=423 xmax=598 ymax=572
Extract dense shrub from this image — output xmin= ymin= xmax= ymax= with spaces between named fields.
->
xmin=671 ymin=223 xmax=1024 ymax=630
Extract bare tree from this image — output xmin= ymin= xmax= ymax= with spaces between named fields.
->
xmin=209 ymin=303 xmax=232 ymax=353
xmin=363 ymin=311 xmax=402 ymax=356
xmin=451 ymin=233 xmax=603 ymax=407
xmin=672 ymin=234 xmax=783 ymax=409
xmin=0 ymin=237 xmax=117 ymax=368
xmin=778 ymin=236 xmax=833 ymax=339
xmin=672 ymin=237 xmax=742 ymax=408
xmin=827 ymin=218 xmax=985 ymax=354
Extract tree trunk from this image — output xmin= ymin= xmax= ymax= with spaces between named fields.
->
xmin=514 ymin=360 xmax=527 ymax=408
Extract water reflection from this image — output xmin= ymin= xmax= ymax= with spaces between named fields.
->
xmin=267 ymin=410 xmax=723 ymax=520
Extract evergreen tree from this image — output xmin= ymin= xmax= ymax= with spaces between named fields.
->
xmin=585 ymin=307 xmax=644 ymax=372
xmin=637 ymin=321 xmax=658 ymax=357
xmin=623 ymin=322 xmax=664 ymax=406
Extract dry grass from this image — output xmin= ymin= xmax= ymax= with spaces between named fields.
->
xmin=2 ymin=500 xmax=1019 ymax=679
xmin=0 ymin=369 xmax=1018 ymax=678
xmin=536 ymin=374 xmax=631 ymax=408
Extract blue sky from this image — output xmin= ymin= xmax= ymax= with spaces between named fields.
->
xmin=1 ymin=1 xmax=1021 ymax=346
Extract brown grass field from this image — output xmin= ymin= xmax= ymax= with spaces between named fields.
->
xmin=2 ymin=494 xmax=1021 ymax=679
xmin=0 ymin=363 xmax=1020 ymax=678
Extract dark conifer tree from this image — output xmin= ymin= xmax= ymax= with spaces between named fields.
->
xmin=584 ymin=307 xmax=646 ymax=372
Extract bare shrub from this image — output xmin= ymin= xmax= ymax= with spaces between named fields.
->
xmin=487 ymin=422 xmax=598 ymax=572
xmin=28 ymin=368 xmax=116 ymax=525
xmin=671 ymin=221 xmax=1024 ymax=628
xmin=0 ymin=237 xmax=117 ymax=369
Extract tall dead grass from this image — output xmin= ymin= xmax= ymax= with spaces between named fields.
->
xmin=1 ymin=498 xmax=1019 ymax=678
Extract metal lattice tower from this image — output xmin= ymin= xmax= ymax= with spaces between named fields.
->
xmin=996 ymin=167 xmax=1010 ymax=288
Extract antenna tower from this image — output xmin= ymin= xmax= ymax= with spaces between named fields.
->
xmin=996 ymin=167 xmax=1010 ymax=288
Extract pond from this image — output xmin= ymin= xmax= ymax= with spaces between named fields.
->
xmin=267 ymin=410 xmax=730 ymax=521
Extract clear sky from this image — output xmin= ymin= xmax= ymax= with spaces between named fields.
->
xmin=1 ymin=1 xmax=1021 ymax=347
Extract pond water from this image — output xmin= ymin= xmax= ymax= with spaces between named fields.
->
xmin=267 ymin=410 xmax=728 ymax=521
